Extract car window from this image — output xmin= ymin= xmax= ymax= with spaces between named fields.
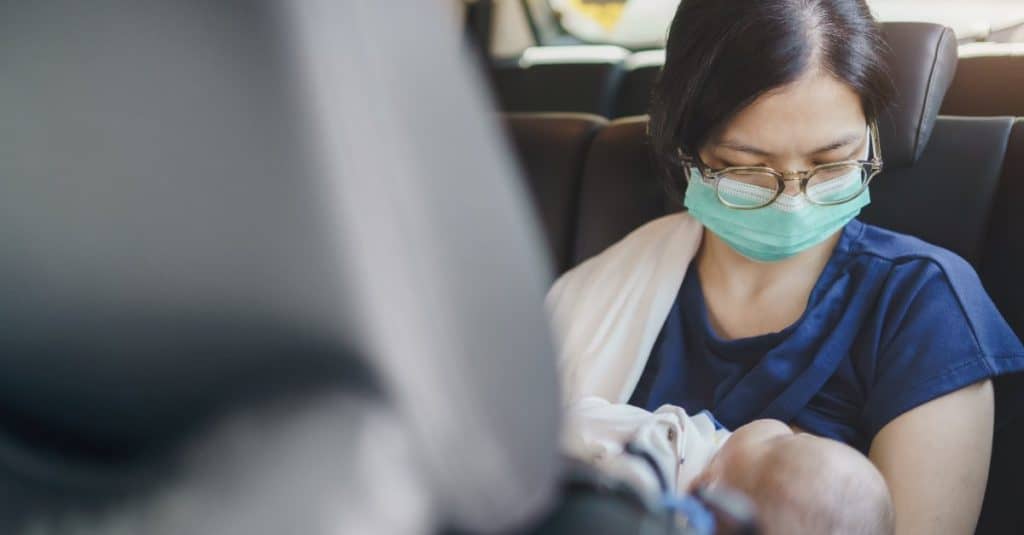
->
xmin=546 ymin=0 xmax=1024 ymax=48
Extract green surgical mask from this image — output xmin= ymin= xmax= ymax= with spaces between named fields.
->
xmin=683 ymin=169 xmax=870 ymax=262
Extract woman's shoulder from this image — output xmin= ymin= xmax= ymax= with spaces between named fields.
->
xmin=545 ymin=212 xmax=704 ymax=402
xmin=549 ymin=212 xmax=701 ymax=297
xmin=848 ymin=221 xmax=1023 ymax=362
xmin=843 ymin=221 xmax=995 ymax=334
xmin=853 ymin=223 xmax=1024 ymax=437
xmin=849 ymin=220 xmax=976 ymax=285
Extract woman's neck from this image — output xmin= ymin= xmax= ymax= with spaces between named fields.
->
xmin=697 ymin=229 xmax=841 ymax=300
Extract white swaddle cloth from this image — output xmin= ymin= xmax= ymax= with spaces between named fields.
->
xmin=546 ymin=213 xmax=704 ymax=404
xmin=563 ymin=397 xmax=731 ymax=498
xmin=549 ymin=214 xmax=716 ymax=498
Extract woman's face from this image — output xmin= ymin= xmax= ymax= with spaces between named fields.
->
xmin=698 ymin=70 xmax=869 ymax=196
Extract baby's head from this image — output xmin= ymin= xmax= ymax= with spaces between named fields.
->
xmin=693 ymin=420 xmax=893 ymax=535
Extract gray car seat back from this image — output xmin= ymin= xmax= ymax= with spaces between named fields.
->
xmin=0 ymin=1 xmax=562 ymax=533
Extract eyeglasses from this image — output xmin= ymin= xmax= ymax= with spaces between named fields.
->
xmin=682 ymin=123 xmax=884 ymax=210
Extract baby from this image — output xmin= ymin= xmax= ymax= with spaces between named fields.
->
xmin=693 ymin=419 xmax=893 ymax=535
xmin=564 ymin=398 xmax=893 ymax=534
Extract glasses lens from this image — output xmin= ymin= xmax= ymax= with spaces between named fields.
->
xmin=715 ymin=169 xmax=779 ymax=208
xmin=805 ymin=163 xmax=868 ymax=204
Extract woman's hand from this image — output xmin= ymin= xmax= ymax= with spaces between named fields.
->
xmin=869 ymin=380 xmax=994 ymax=535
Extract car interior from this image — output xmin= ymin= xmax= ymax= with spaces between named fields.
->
xmin=0 ymin=1 xmax=1021 ymax=534
xmin=481 ymin=2 xmax=1024 ymax=533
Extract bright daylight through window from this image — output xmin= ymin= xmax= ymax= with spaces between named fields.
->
xmin=547 ymin=0 xmax=1024 ymax=48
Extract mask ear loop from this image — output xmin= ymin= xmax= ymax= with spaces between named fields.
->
xmin=871 ymin=123 xmax=884 ymax=169
xmin=863 ymin=124 xmax=873 ymax=161
xmin=857 ymin=123 xmax=884 ymax=198
xmin=677 ymin=148 xmax=692 ymax=182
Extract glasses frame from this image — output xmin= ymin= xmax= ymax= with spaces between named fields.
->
xmin=683 ymin=122 xmax=884 ymax=210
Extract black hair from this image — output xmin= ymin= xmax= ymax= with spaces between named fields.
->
xmin=648 ymin=0 xmax=894 ymax=184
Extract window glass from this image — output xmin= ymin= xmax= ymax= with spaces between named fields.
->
xmin=546 ymin=0 xmax=1024 ymax=48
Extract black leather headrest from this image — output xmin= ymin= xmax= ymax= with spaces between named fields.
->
xmin=503 ymin=112 xmax=607 ymax=271
xmin=879 ymin=22 xmax=959 ymax=169
xmin=942 ymin=43 xmax=1024 ymax=117
xmin=492 ymin=46 xmax=630 ymax=117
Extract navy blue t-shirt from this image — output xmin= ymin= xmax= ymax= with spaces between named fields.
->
xmin=628 ymin=219 xmax=1024 ymax=453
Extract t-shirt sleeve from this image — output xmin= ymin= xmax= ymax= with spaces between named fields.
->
xmin=861 ymin=257 xmax=1024 ymax=439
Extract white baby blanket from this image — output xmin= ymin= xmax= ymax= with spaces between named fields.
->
xmin=563 ymin=396 xmax=731 ymax=496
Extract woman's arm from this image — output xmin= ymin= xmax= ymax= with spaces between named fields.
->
xmin=868 ymin=380 xmax=993 ymax=534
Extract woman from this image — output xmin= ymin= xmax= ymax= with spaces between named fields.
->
xmin=547 ymin=1 xmax=1024 ymax=532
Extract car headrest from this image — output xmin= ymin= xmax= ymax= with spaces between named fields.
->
xmin=0 ymin=2 xmax=561 ymax=532
xmin=0 ymin=2 xmax=366 ymax=465
xmin=879 ymin=22 xmax=959 ymax=169
xmin=293 ymin=1 xmax=564 ymax=529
